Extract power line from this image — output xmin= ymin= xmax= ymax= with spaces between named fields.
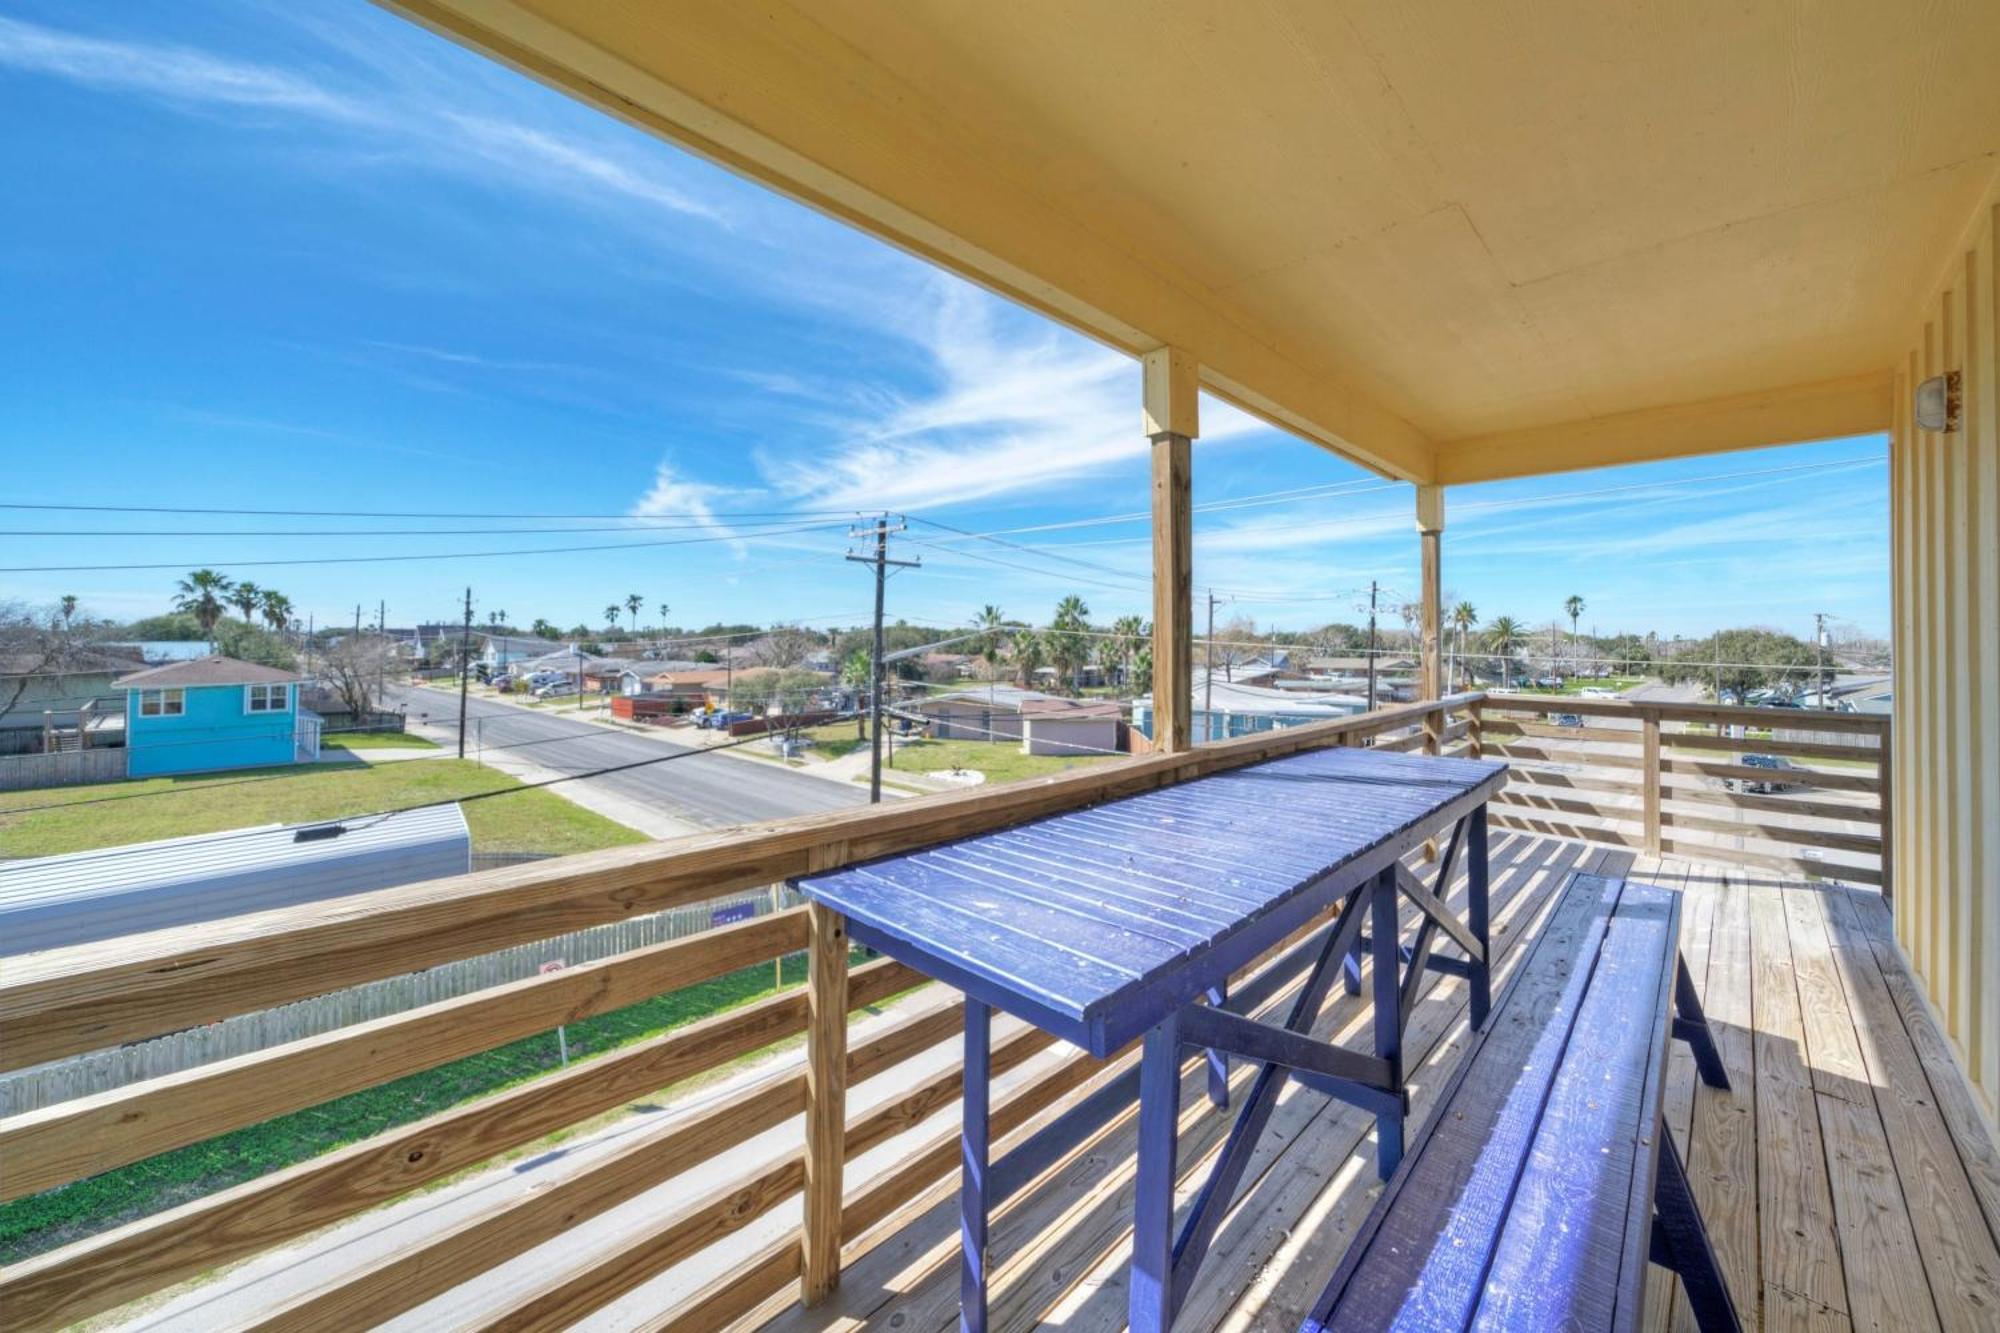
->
xmin=0 ymin=501 xmax=865 ymax=520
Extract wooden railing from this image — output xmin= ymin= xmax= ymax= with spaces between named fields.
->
xmin=1 ymin=690 xmax=1878 ymax=1328
xmin=0 ymin=693 xmax=1483 ymax=1331
xmin=1470 ymin=694 xmax=1890 ymax=888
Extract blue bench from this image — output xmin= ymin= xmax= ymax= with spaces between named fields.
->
xmin=796 ymin=745 xmax=1507 ymax=1333
xmin=1304 ymin=873 xmax=1740 ymax=1332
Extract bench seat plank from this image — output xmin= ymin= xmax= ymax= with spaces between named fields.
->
xmin=1314 ymin=874 xmax=1625 ymax=1328
xmin=1471 ymin=882 xmax=1678 ymax=1329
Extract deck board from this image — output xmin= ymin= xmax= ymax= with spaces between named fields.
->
xmin=752 ymin=838 xmax=2000 ymax=1333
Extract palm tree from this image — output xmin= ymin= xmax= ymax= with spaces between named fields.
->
xmin=625 ymin=594 xmax=644 ymax=637
xmin=973 ymin=604 xmax=1007 ymax=681
xmin=1450 ymin=601 xmax=1478 ymax=688
xmin=1484 ymin=615 xmax=1523 ymax=684
xmin=58 ymin=594 xmax=77 ymax=628
xmin=1011 ymin=629 xmax=1046 ymax=688
xmin=259 ymin=589 xmax=293 ymax=635
xmin=1048 ymin=594 xmax=1092 ymax=692
xmin=174 ymin=570 xmax=232 ymax=642
xmin=229 ymin=580 xmax=262 ymax=626
xmin=658 ymin=601 xmax=670 ymax=638
xmin=1110 ymin=614 xmax=1146 ymax=686
xmin=1564 ymin=594 xmax=1585 ymax=642
xmin=603 ymin=604 xmax=621 ymax=633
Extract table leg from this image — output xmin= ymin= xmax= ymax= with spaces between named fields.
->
xmin=1468 ymin=804 xmax=1492 ymax=1029
xmin=1370 ymin=864 xmax=1406 ymax=1177
xmin=1205 ymin=981 xmax=1229 ymax=1110
xmin=961 ymin=998 xmax=991 ymax=1333
xmin=1130 ymin=1011 xmax=1183 ymax=1333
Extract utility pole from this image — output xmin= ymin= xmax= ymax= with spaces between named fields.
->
xmin=378 ymin=599 xmax=385 ymax=634
xmin=457 ymin=587 xmax=472 ymax=760
xmin=847 ymin=516 xmax=918 ymax=803
xmin=1204 ymin=588 xmax=1218 ymax=732
xmin=354 ymin=604 xmax=362 ymax=637
xmin=1366 ymin=580 xmax=1380 ymax=711
xmin=1814 ymin=612 xmax=1830 ymax=708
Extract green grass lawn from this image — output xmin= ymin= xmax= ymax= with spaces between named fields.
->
xmin=0 ymin=759 xmax=645 ymax=859
xmin=320 ymin=730 xmax=440 ymax=751
xmin=782 ymin=723 xmax=1118 ymax=785
xmin=0 ymin=949 xmax=873 ymax=1263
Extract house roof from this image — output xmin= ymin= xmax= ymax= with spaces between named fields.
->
xmin=0 ymin=646 xmax=143 ymax=678
xmin=646 ymin=669 xmax=735 ymax=688
xmin=114 ymin=655 xmax=302 ymax=690
xmin=915 ymin=685 xmax=1057 ymax=713
xmin=1019 ymin=698 xmax=1121 ymax=722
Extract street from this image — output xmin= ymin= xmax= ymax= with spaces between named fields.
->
xmin=386 ymin=685 xmax=866 ymax=831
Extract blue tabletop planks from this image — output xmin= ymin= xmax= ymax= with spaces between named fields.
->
xmin=796 ymin=746 xmax=1504 ymax=1055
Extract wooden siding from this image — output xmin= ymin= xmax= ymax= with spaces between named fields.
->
xmin=1890 ymin=178 xmax=2000 ymax=1123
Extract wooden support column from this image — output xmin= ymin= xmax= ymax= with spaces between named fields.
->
xmin=1416 ymin=485 xmax=1445 ymax=703
xmin=801 ymin=901 xmax=848 ymax=1304
xmin=1146 ymin=347 xmax=1197 ymax=753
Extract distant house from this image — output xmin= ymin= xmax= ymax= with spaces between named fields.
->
xmin=1135 ymin=672 xmax=1367 ymax=744
xmin=1018 ymin=697 xmax=1121 ymax=756
xmin=481 ymin=634 xmax=556 ymax=672
xmin=644 ymin=668 xmax=736 ymax=709
xmin=116 ymin=656 xmax=319 ymax=777
xmin=907 ymin=685 xmax=1057 ymax=742
xmin=0 ymin=646 xmax=140 ymax=755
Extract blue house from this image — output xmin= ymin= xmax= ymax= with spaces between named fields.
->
xmin=116 ymin=656 xmax=319 ymax=777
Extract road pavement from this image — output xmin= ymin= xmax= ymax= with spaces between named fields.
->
xmin=388 ymin=685 xmax=865 ymax=833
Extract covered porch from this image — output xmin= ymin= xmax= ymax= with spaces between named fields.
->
xmin=3 ymin=3 xmax=1997 ymax=1330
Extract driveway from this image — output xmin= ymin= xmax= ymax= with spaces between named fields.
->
xmin=387 ymin=685 xmax=866 ymax=834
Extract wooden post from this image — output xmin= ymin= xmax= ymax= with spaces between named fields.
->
xmin=1145 ymin=347 xmax=1197 ymax=754
xmin=1416 ymin=484 xmax=1445 ymax=704
xmin=1877 ymin=718 xmax=1894 ymax=903
xmin=1642 ymin=709 xmax=1662 ymax=855
xmin=801 ymin=902 xmax=848 ymax=1304
xmin=1466 ymin=696 xmax=1484 ymax=760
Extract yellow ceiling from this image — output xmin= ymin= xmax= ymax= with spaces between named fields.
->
xmin=388 ymin=0 xmax=2000 ymax=483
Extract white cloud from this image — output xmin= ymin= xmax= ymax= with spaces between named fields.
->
xmin=630 ymin=460 xmax=750 ymax=557
xmin=757 ymin=279 xmax=1280 ymax=513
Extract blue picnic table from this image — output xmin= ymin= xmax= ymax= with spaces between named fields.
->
xmin=796 ymin=744 xmax=1507 ymax=1332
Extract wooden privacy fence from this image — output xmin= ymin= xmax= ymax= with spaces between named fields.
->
xmin=0 ymin=885 xmax=798 ymax=1118
xmin=1472 ymin=693 xmax=1890 ymax=887
xmin=0 ymin=689 xmax=1778 ymax=1331
xmin=0 ymin=746 xmax=127 ymax=792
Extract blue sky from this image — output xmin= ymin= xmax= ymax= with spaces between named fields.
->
xmin=0 ymin=1 xmax=1889 ymax=643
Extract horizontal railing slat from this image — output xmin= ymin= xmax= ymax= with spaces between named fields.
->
xmin=0 ymin=909 xmax=809 ymax=1202
xmin=0 ymin=957 xmax=918 ymax=1333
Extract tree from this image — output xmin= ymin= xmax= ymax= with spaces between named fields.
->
xmin=973 ymin=604 xmax=1007 ymax=681
xmin=227 ymin=580 xmax=262 ymax=626
xmin=1659 ymin=627 xmax=1818 ymax=702
xmin=657 ymin=601 xmax=670 ymax=637
xmin=1484 ymin=616 xmax=1524 ymax=682
xmin=213 ymin=620 xmax=299 ymax=670
xmin=1209 ymin=614 xmax=1259 ymax=682
xmin=603 ymin=604 xmax=621 ymax=633
xmin=754 ymin=624 xmax=815 ymax=669
xmin=531 ymin=618 xmax=560 ymax=640
xmin=1564 ymin=594 xmax=1586 ymax=642
xmin=1046 ymin=595 xmax=1092 ymax=691
xmin=1108 ymin=614 xmax=1147 ymax=687
xmin=320 ymin=633 xmax=396 ymax=718
xmin=1307 ymin=622 xmax=1365 ymax=656
xmin=625 ymin=593 xmax=645 ymax=632
xmin=59 ymin=594 xmax=77 ymax=627
xmin=173 ymin=570 xmax=233 ymax=640
xmin=1011 ymin=629 xmax=1046 ymax=687
xmin=1450 ymin=601 xmax=1478 ymax=688
xmin=259 ymin=589 xmax=293 ymax=635
xmin=1130 ymin=641 xmax=1154 ymax=696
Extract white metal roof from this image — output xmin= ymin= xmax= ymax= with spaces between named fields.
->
xmin=0 ymin=804 xmax=471 ymax=956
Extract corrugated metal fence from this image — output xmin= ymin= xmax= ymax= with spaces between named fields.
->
xmin=0 ymin=881 xmax=800 ymax=1116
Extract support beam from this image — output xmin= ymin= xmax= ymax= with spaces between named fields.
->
xmin=801 ymin=903 xmax=848 ymax=1304
xmin=1147 ymin=346 xmax=1197 ymax=754
xmin=1416 ymin=483 xmax=1445 ymax=706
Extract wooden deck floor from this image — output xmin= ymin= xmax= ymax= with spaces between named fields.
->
xmin=756 ymin=832 xmax=2000 ymax=1332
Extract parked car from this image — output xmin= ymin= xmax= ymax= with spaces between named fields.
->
xmin=1551 ymin=713 xmax=1585 ymax=728
xmin=1534 ymin=675 xmax=1564 ymax=689
xmin=1727 ymin=753 xmax=1800 ymax=794
xmin=533 ymin=680 xmax=578 ymax=700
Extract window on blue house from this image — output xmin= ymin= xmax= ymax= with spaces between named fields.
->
xmin=246 ymin=684 xmax=289 ymax=713
xmin=140 ymin=689 xmax=184 ymax=717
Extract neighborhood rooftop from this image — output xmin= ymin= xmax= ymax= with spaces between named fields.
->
xmin=112 ymin=656 xmax=303 ymax=689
